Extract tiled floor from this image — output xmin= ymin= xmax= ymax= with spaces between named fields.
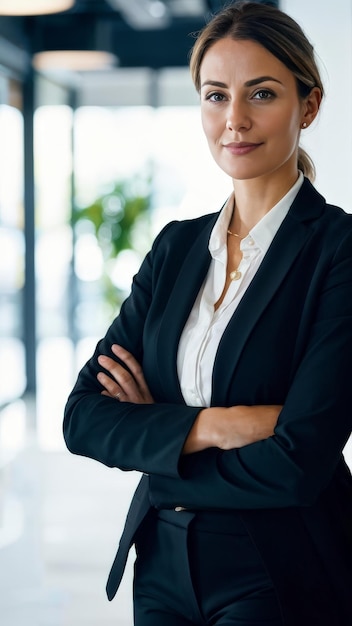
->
xmin=0 ymin=437 xmax=141 ymax=626
xmin=41 ymin=450 xmax=141 ymax=626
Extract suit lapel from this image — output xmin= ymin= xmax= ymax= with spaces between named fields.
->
xmin=211 ymin=179 xmax=326 ymax=405
xmin=155 ymin=214 xmax=217 ymax=402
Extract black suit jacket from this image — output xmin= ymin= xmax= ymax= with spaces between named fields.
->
xmin=64 ymin=179 xmax=352 ymax=624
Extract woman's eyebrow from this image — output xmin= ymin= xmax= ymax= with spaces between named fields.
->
xmin=245 ymin=75 xmax=283 ymax=87
xmin=201 ymin=80 xmax=227 ymax=89
xmin=201 ymin=76 xmax=283 ymax=89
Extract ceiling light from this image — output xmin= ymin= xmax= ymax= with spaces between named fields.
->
xmin=148 ymin=1 xmax=167 ymax=18
xmin=0 ymin=0 xmax=74 ymax=15
xmin=33 ymin=50 xmax=118 ymax=72
xmin=106 ymin=0 xmax=171 ymax=30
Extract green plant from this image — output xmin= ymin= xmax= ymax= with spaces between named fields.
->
xmin=72 ymin=175 xmax=152 ymax=311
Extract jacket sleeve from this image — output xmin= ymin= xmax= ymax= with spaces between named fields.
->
xmin=63 ymin=223 xmax=200 ymax=477
xmin=149 ymin=227 xmax=352 ymax=509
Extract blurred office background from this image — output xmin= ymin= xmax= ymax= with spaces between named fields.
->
xmin=0 ymin=0 xmax=351 ymax=624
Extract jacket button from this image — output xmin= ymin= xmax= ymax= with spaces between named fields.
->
xmin=174 ymin=506 xmax=186 ymax=512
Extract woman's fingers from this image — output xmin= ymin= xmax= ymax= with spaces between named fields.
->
xmin=97 ymin=370 xmax=124 ymax=399
xmin=101 ymin=389 xmax=123 ymax=400
xmin=97 ymin=356 xmax=140 ymax=401
xmin=111 ymin=344 xmax=151 ymax=395
xmin=97 ymin=346 xmax=154 ymax=404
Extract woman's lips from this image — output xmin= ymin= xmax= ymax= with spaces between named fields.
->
xmin=224 ymin=142 xmax=263 ymax=155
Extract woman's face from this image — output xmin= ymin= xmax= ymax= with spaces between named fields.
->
xmin=199 ymin=38 xmax=307 ymax=184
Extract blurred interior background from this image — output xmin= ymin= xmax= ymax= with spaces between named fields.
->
xmin=0 ymin=1 xmax=352 ymax=624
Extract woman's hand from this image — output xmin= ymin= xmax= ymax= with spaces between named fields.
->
xmin=97 ymin=345 xmax=280 ymax=448
xmin=97 ymin=345 xmax=154 ymax=404
xmin=183 ymin=404 xmax=283 ymax=454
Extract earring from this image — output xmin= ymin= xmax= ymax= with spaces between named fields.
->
xmin=301 ymin=122 xmax=308 ymax=129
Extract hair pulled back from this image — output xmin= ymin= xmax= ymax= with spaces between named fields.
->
xmin=190 ymin=1 xmax=324 ymax=181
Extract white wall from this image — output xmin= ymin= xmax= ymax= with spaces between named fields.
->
xmin=282 ymin=0 xmax=352 ymax=212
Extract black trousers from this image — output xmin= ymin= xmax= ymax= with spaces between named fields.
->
xmin=133 ymin=508 xmax=283 ymax=626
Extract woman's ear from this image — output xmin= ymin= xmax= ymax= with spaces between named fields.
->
xmin=301 ymin=87 xmax=322 ymax=128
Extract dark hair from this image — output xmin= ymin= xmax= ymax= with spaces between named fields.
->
xmin=190 ymin=1 xmax=324 ymax=181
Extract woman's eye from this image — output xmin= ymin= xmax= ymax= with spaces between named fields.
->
xmin=206 ymin=92 xmax=226 ymax=102
xmin=253 ymin=89 xmax=274 ymax=100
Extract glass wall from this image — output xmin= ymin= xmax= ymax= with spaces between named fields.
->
xmin=33 ymin=103 xmax=74 ymax=449
xmin=0 ymin=77 xmax=25 ymax=406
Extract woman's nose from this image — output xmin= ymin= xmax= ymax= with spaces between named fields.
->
xmin=226 ymin=101 xmax=251 ymax=132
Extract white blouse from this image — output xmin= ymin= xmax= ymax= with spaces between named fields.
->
xmin=177 ymin=172 xmax=304 ymax=407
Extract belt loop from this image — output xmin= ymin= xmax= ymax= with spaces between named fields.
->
xmin=157 ymin=508 xmax=196 ymax=529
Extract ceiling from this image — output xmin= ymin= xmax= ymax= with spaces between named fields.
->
xmin=0 ymin=0 xmax=279 ymax=71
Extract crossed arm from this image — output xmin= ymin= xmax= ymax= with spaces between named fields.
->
xmin=97 ymin=343 xmax=282 ymax=453
xmin=64 ymin=219 xmax=352 ymax=510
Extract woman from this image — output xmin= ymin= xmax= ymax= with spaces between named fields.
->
xmin=64 ymin=2 xmax=352 ymax=624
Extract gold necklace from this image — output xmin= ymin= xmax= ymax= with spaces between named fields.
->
xmin=227 ymin=228 xmax=247 ymax=239
xmin=227 ymin=228 xmax=247 ymax=280
xmin=229 ymin=267 xmax=242 ymax=281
